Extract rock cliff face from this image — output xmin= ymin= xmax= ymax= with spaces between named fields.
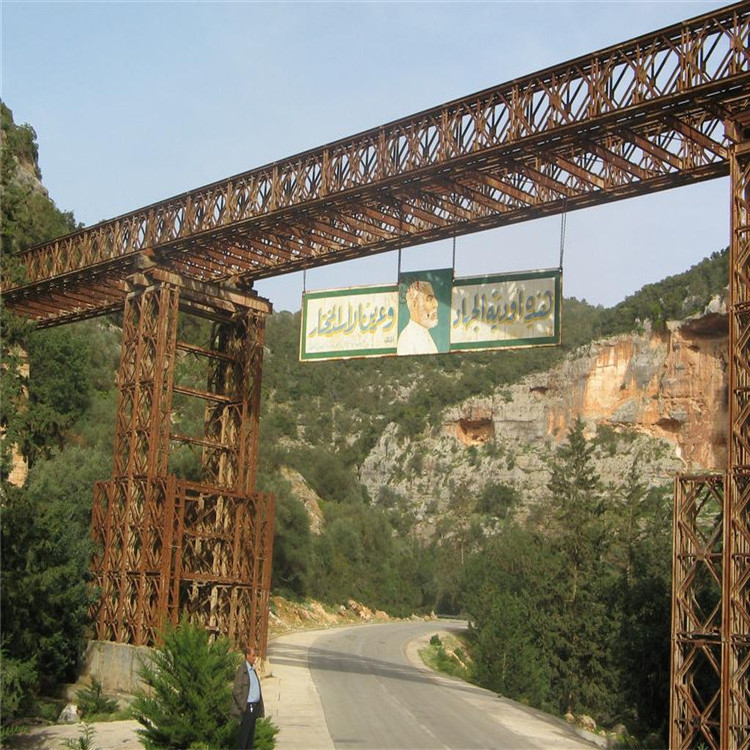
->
xmin=280 ymin=466 xmax=324 ymax=534
xmin=359 ymin=313 xmax=728 ymax=528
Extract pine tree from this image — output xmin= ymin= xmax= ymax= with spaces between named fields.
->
xmin=546 ymin=419 xmax=619 ymax=718
xmin=131 ymin=620 xmax=240 ymax=750
xmin=547 ymin=418 xmax=606 ymax=602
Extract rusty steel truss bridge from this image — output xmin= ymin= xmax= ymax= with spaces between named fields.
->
xmin=2 ymin=3 xmax=750 ymax=746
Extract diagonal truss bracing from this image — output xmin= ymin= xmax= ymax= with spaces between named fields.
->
xmin=3 ymin=3 xmax=749 ymax=327
xmin=89 ymin=272 xmax=275 ymax=653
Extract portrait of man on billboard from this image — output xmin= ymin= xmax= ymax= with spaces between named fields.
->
xmin=397 ymin=269 xmax=451 ymax=356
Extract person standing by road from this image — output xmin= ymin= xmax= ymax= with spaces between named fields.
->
xmin=231 ymin=644 xmax=264 ymax=749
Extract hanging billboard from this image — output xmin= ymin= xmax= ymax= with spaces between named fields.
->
xmin=299 ymin=268 xmax=560 ymax=362
xmin=450 ymin=268 xmax=560 ymax=351
xmin=300 ymin=285 xmax=399 ymax=360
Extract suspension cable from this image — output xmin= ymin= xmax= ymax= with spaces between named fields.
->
xmin=558 ymin=204 xmax=567 ymax=271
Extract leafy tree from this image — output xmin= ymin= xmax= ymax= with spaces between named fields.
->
xmin=461 ymin=527 xmax=555 ymax=709
xmin=0 ymin=447 xmax=108 ymax=693
xmin=547 ymin=418 xmax=607 ymax=602
xmin=21 ymin=326 xmax=94 ymax=464
xmin=263 ymin=476 xmax=312 ymax=598
xmin=612 ymin=462 xmax=674 ymax=741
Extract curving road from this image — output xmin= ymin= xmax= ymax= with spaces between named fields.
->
xmin=266 ymin=620 xmax=597 ymax=750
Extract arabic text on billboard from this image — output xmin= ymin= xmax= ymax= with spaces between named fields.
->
xmin=451 ymin=270 xmax=558 ymax=351
xmin=299 ymin=269 xmax=560 ymax=361
xmin=300 ymin=285 xmax=399 ymax=360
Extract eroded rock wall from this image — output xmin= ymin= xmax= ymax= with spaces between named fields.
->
xmin=360 ymin=316 xmax=728 ymax=529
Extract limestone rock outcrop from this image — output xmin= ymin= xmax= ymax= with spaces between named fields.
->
xmin=280 ymin=466 xmax=324 ymax=534
xmin=359 ymin=314 xmax=728 ymax=530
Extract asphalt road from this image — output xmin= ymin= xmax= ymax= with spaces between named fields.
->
xmin=300 ymin=620 xmax=596 ymax=750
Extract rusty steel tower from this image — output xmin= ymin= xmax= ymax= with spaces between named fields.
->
xmin=671 ymin=111 xmax=750 ymax=750
xmin=87 ymin=267 xmax=274 ymax=652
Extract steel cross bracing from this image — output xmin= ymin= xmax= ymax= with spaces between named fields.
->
xmin=668 ymin=113 xmax=750 ymax=747
xmin=725 ymin=112 xmax=750 ymax=748
xmin=89 ymin=272 xmax=275 ymax=654
xmin=3 ymin=3 xmax=750 ymax=327
xmin=671 ymin=474 xmax=726 ymax=749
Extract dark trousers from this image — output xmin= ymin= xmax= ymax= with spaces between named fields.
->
xmin=238 ymin=702 xmax=259 ymax=749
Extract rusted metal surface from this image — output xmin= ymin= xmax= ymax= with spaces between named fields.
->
xmin=671 ymin=113 xmax=750 ymax=749
xmin=670 ymin=474 xmax=725 ymax=750
xmin=725 ymin=471 xmax=750 ymax=748
xmin=111 ymin=282 xmax=180 ymax=478
xmin=3 ymin=3 xmax=749 ymax=327
xmin=725 ymin=113 xmax=750 ymax=748
xmin=175 ymin=483 xmax=275 ymax=652
xmin=90 ymin=274 xmax=274 ymax=654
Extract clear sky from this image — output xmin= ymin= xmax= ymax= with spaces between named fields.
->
xmin=1 ymin=0 xmax=731 ymax=313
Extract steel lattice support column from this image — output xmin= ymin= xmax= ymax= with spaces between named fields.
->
xmin=112 ymin=281 xmax=180 ymax=478
xmin=91 ymin=475 xmax=178 ymax=646
xmin=90 ymin=281 xmax=180 ymax=645
xmin=671 ymin=474 xmax=726 ymax=750
xmin=725 ymin=113 xmax=750 ymax=749
xmin=90 ymin=270 xmax=275 ymax=654
xmin=174 ymin=307 xmax=274 ymax=656
xmin=671 ymin=113 xmax=750 ymax=750
xmin=202 ymin=309 xmax=266 ymax=494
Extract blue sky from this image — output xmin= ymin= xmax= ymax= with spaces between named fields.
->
xmin=1 ymin=0 xmax=731 ymax=313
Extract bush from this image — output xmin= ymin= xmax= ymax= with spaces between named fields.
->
xmin=62 ymin=723 xmax=98 ymax=750
xmin=131 ymin=620 xmax=240 ymax=750
xmin=76 ymin=678 xmax=118 ymax=718
xmin=254 ymin=718 xmax=279 ymax=750
xmin=0 ymin=653 xmax=37 ymax=722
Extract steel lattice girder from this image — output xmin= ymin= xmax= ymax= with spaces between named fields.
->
xmin=90 ymin=476 xmax=178 ymax=646
xmin=3 ymin=3 xmax=750 ymax=327
xmin=175 ymin=483 xmax=275 ymax=651
xmin=90 ymin=478 xmax=275 ymax=652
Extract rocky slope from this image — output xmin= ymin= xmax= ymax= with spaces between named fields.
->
xmin=358 ymin=309 xmax=728 ymax=531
